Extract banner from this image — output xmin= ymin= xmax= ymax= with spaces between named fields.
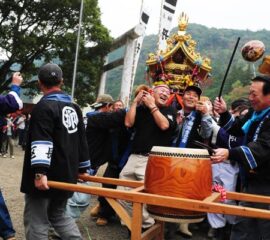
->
xmin=158 ymin=0 xmax=179 ymax=51
xmin=129 ymin=6 xmax=151 ymax=96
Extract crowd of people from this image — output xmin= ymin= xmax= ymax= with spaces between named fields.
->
xmin=0 ymin=113 xmax=28 ymax=158
xmin=1 ymin=62 xmax=270 ymax=240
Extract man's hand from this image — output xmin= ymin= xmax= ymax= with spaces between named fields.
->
xmin=213 ymin=97 xmax=227 ymax=114
xmin=141 ymin=91 xmax=155 ymax=109
xmin=133 ymin=90 xmax=145 ymax=105
xmin=11 ymin=72 xmax=23 ymax=86
xmin=34 ymin=174 xmax=49 ymax=190
xmin=196 ymin=101 xmax=209 ymax=115
xmin=176 ymin=111 xmax=184 ymax=124
xmin=210 ymin=148 xmax=229 ymax=163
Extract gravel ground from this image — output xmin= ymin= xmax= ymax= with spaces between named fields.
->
xmin=0 ymin=146 xmax=211 ymax=240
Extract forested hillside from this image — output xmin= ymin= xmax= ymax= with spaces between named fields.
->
xmin=105 ymin=24 xmax=270 ymax=103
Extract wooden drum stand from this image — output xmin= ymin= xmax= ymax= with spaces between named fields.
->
xmin=48 ymin=175 xmax=270 ymax=240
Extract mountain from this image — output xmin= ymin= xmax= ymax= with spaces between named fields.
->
xmin=105 ymin=24 xmax=270 ymax=102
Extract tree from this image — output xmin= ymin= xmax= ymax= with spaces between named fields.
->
xmin=224 ymin=80 xmax=250 ymax=105
xmin=0 ymin=0 xmax=112 ymax=106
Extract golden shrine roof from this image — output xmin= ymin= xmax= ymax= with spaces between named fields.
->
xmin=146 ymin=12 xmax=212 ymax=93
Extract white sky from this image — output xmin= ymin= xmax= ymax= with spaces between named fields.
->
xmin=98 ymin=0 xmax=270 ymax=38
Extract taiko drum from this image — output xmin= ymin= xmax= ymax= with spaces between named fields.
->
xmin=144 ymin=146 xmax=212 ymax=221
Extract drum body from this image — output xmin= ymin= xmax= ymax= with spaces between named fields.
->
xmin=144 ymin=146 xmax=212 ymax=221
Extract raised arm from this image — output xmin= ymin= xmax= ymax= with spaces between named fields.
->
xmin=0 ymin=72 xmax=23 ymax=114
xmin=125 ymin=90 xmax=144 ymax=128
xmin=142 ymin=91 xmax=169 ymax=130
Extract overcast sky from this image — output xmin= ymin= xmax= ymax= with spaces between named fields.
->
xmin=98 ymin=0 xmax=270 ymax=38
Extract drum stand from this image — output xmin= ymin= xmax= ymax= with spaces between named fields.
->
xmin=48 ymin=175 xmax=270 ymax=240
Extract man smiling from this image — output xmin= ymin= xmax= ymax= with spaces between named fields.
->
xmin=173 ymin=85 xmax=213 ymax=149
xmin=119 ymin=84 xmax=177 ymax=230
xmin=212 ymin=75 xmax=270 ymax=240
xmin=172 ymin=85 xmax=213 ymax=237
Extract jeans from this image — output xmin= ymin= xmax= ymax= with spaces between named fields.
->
xmin=0 ymin=191 xmax=15 ymax=239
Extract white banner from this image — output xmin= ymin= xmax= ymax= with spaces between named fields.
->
xmin=158 ymin=0 xmax=179 ymax=51
xmin=130 ymin=6 xmax=151 ymax=96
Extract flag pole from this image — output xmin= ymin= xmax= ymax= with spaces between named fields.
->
xmin=71 ymin=0 xmax=84 ymax=100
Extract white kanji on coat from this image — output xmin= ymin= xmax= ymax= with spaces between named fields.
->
xmin=62 ymin=106 xmax=78 ymax=133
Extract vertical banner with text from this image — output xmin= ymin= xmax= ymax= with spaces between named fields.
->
xmin=158 ymin=0 xmax=179 ymax=51
xmin=129 ymin=6 xmax=151 ymax=99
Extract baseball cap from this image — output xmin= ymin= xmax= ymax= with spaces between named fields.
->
xmin=184 ymin=85 xmax=202 ymax=97
xmin=90 ymin=94 xmax=114 ymax=109
xmin=38 ymin=63 xmax=63 ymax=86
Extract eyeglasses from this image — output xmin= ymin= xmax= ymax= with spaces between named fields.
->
xmin=155 ymin=88 xmax=170 ymax=95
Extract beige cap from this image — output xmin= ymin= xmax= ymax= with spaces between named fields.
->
xmin=96 ymin=94 xmax=113 ymax=103
xmin=90 ymin=94 xmax=114 ymax=109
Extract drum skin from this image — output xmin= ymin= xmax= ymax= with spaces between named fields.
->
xmin=144 ymin=147 xmax=212 ymax=219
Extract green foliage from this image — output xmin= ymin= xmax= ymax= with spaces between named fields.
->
xmin=0 ymin=0 xmax=112 ymax=106
xmin=223 ymin=80 xmax=250 ymax=105
xmin=106 ymin=24 xmax=270 ymax=103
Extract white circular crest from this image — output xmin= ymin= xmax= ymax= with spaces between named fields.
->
xmin=62 ymin=106 xmax=79 ymax=133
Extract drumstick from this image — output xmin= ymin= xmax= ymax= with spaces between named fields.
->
xmin=218 ymin=37 xmax=241 ymax=99
xmin=192 ymin=140 xmax=215 ymax=155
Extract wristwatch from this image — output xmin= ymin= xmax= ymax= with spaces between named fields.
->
xmin=35 ymin=173 xmax=44 ymax=180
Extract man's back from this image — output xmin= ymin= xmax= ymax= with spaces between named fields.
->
xmin=86 ymin=110 xmax=128 ymax=169
xmin=21 ymin=92 xmax=89 ymax=199
xmin=86 ymin=113 xmax=112 ymax=169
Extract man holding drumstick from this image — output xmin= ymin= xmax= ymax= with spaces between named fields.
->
xmin=212 ymin=75 xmax=270 ymax=240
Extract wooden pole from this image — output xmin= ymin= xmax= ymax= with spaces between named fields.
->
xmin=48 ymin=180 xmax=270 ymax=220
xmin=226 ymin=191 xmax=270 ymax=204
xmin=78 ymin=174 xmax=143 ymax=188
